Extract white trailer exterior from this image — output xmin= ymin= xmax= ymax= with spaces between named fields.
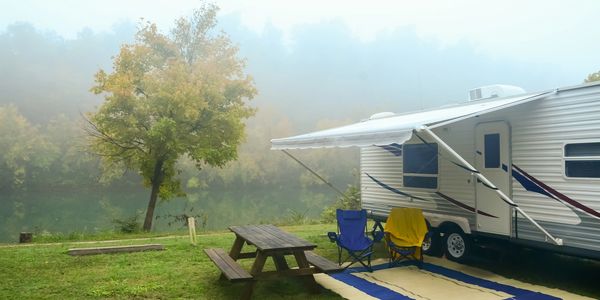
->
xmin=272 ymin=82 xmax=600 ymax=260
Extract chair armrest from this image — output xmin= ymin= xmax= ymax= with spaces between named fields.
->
xmin=383 ymin=231 xmax=391 ymax=240
xmin=327 ymin=232 xmax=338 ymax=243
xmin=371 ymin=221 xmax=384 ymax=242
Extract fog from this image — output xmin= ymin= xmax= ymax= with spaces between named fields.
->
xmin=0 ymin=8 xmax=596 ymax=240
xmin=1 ymin=13 xmax=589 ymax=126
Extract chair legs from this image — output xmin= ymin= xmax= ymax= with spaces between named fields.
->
xmin=338 ymin=246 xmax=373 ymax=272
xmin=387 ymin=245 xmax=423 ymax=268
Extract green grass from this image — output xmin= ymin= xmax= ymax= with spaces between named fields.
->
xmin=0 ymin=224 xmax=352 ymax=299
xmin=1 ymin=224 xmax=599 ymax=299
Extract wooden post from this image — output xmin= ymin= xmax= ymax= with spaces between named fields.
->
xmin=187 ymin=217 xmax=197 ymax=245
xmin=19 ymin=232 xmax=32 ymax=243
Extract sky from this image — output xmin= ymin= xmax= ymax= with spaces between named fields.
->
xmin=1 ymin=0 xmax=599 ymax=71
xmin=1 ymin=0 xmax=599 ymax=122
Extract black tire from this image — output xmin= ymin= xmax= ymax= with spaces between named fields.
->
xmin=443 ymin=228 xmax=471 ymax=262
xmin=422 ymin=230 xmax=443 ymax=257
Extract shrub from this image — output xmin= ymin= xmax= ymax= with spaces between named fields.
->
xmin=321 ymin=185 xmax=361 ymax=223
xmin=112 ymin=214 xmax=142 ymax=233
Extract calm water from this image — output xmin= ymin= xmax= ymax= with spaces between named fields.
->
xmin=0 ymin=187 xmax=335 ymax=243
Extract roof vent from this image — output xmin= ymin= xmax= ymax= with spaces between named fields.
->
xmin=369 ymin=112 xmax=395 ymax=120
xmin=469 ymin=84 xmax=526 ymax=101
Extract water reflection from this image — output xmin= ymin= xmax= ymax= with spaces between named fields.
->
xmin=0 ymin=187 xmax=334 ymax=243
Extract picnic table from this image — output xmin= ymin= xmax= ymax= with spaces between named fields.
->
xmin=204 ymin=224 xmax=342 ymax=299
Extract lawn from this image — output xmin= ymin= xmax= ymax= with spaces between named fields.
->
xmin=0 ymin=224 xmax=354 ymax=299
xmin=1 ymin=224 xmax=599 ymax=299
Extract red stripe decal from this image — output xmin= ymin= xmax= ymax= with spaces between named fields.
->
xmin=436 ymin=192 xmax=498 ymax=218
xmin=512 ymin=164 xmax=600 ymax=219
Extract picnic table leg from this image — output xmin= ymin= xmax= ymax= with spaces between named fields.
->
xmin=293 ymin=251 xmax=320 ymax=294
xmin=220 ymin=235 xmax=246 ymax=280
xmin=241 ymin=250 xmax=267 ymax=300
xmin=229 ymin=235 xmax=245 ymax=260
xmin=272 ymin=254 xmax=289 ymax=271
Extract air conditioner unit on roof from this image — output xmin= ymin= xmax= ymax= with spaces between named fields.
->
xmin=469 ymin=84 xmax=526 ymax=101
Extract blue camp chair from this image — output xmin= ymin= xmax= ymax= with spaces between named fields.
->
xmin=328 ymin=209 xmax=374 ymax=272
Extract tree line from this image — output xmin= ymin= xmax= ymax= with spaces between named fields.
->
xmin=0 ymin=15 xmax=359 ymax=207
xmin=0 ymin=101 xmax=358 ymax=193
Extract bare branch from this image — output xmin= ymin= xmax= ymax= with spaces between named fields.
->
xmin=81 ymin=112 xmax=148 ymax=155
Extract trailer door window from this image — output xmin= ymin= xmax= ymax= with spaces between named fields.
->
xmin=403 ymin=143 xmax=438 ymax=189
xmin=484 ymin=133 xmax=500 ymax=168
xmin=564 ymin=142 xmax=600 ymax=178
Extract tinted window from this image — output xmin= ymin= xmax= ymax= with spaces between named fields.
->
xmin=565 ymin=160 xmax=600 ymax=178
xmin=565 ymin=142 xmax=600 ymax=157
xmin=403 ymin=176 xmax=437 ymax=189
xmin=403 ymin=144 xmax=438 ymax=174
xmin=484 ymin=133 xmax=500 ymax=168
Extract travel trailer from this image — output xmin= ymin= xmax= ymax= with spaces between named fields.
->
xmin=271 ymin=82 xmax=600 ymax=261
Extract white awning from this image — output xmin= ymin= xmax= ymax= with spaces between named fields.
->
xmin=271 ymin=91 xmax=552 ymax=150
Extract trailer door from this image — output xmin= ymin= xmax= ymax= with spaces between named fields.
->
xmin=475 ymin=121 xmax=511 ymax=236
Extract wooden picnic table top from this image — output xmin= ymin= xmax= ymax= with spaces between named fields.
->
xmin=228 ymin=224 xmax=316 ymax=252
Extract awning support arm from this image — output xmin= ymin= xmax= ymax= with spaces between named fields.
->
xmin=281 ymin=150 xmax=348 ymax=199
xmin=417 ymin=126 xmax=563 ymax=246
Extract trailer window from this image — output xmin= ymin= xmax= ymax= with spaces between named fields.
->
xmin=564 ymin=142 xmax=600 ymax=178
xmin=565 ymin=142 xmax=600 ymax=157
xmin=403 ymin=143 xmax=438 ymax=189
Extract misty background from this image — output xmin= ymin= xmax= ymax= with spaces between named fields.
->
xmin=0 ymin=3 xmax=597 ymax=242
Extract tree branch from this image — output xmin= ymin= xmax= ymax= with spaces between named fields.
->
xmin=81 ymin=112 xmax=148 ymax=155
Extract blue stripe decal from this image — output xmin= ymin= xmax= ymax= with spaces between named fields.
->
xmin=512 ymin=164 xmax=600 ymax=219
xmin=502 ymin=163 xmax=508 ymax=172
xmin=366 ymin=173 xmax=427 ymax=201
xmin=378 ymin=143 xmax=403 ymax=156
xmin=336 ymin=261 xmax=560 ymax=300
xmin=511 ymin=168 xmax=554 ymax=199
xmin=330 ymin=272 xmax=413 ymax=300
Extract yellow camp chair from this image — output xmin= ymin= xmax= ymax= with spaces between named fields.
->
xmin=384 ymin=207 xmax=428 ymax=267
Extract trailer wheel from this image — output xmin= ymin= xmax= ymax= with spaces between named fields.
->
xmin=444 ymin=229 xmax=470 ymax=262
xmin=422 ymin=231 xmax=443 ymax=257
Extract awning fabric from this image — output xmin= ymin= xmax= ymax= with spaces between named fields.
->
xmin=271 ymin=92 xmax=549 ymax=150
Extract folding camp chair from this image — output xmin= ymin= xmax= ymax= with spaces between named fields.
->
xmin=384 ymin=207 xmax=428 ymax=268
xmin=327 ymin=209 xmax=374 ymax=272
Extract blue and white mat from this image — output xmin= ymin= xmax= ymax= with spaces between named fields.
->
xmin=313 ymin=257 xmax=591 ymax=300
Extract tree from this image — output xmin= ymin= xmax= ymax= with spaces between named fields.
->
xmin=585 ymin=71 xmax=600 ymax=83
xmin=86 ymin=4 xmax=256 ymax=231
xmin=0 ymin=105 xmax=56 ymax=193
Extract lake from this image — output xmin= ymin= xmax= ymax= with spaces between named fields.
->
xmin=0 ymin=187 xmax=336 ymax=243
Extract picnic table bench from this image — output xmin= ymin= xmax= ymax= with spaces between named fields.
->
xmin=204 ymin=224 xmax=342 ymax=299
xmin=204 ymin=248 xmax=253 ymax=282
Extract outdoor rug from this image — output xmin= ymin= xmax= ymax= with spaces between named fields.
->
xmin=314 ymin=257 xmax=592 ymax=300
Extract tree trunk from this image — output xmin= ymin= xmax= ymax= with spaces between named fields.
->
xmin=143 ymin=160 xmax=164 ymax=231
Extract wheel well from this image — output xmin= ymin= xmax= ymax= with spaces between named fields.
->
xmin=437 ymin=221 xmax=464 ymax=235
